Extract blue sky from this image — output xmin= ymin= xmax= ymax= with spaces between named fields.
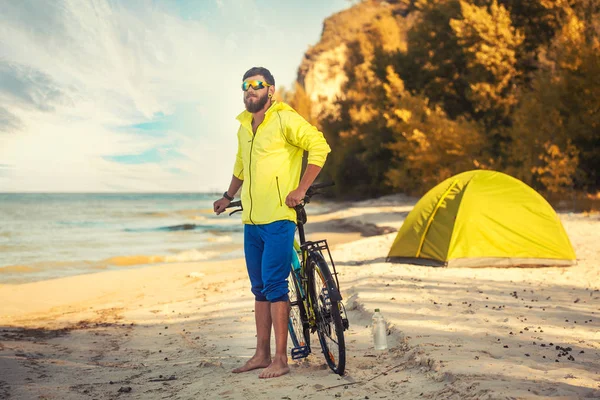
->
xmin=0 ymin=0 xmax=350 ymax=192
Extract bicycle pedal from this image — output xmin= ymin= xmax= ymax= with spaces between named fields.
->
xmin=291 ymin=345 xmax=310 ymax=360
xmin=342 ymin=318 xmax=350 ymax=330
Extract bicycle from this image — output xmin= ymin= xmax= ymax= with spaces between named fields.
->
xmin=226 ymin=182 xmax=349 ymax=375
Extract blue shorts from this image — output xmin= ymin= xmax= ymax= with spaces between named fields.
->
xmin=244 ymin=220 xmax=295 ymax=302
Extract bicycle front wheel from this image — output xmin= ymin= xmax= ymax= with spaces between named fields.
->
xmin=308 ymin=252 xmax=346 ymax=375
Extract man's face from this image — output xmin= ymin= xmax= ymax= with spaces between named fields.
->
xmin=243 ymin=75 xmax=271 ymax=113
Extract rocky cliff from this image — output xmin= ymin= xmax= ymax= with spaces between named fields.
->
xmin=296 ymin=0 xmax=415 ymax=119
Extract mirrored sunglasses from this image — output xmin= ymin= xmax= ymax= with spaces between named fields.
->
xmin=242 ymin=80 xmax=272 ymax=91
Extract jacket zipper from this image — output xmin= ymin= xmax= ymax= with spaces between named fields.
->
xmin=248 ymin=130 xmax=255 ymax=225
xmin=246 ymin=109 xmax=274 ymax=223
xmin=276 ymin=176 xmax=283 ymax=207
xmin=248 ymin=118 xmax=266 ymax=225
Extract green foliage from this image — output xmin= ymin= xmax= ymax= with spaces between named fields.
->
xmin=383 ymin=66 xmax=485 ymax=194
xmin=532 ymin=141 xmax=580 ymax=194
xmin=289 ymin=0 xmax=600 ymax=198
xmin=395 ymin=0 xmax=471 ymax=119
xmin=319 ymin=41 xmax=396 ymax=199
xmin=450 ymin=1 xmax=524 ymax=125
xmin=498 ymin=0 xmax=565 ymax=55
xmin=508 ymin=10 xmax=600 ymax=191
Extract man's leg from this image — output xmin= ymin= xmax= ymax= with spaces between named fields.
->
xmin=233 ymin=225 xmax=271 ymax=373
xmin=232 ymin=300 xmax=272 ymax=373
xmin=258 ymin=220 xmax=295 ymax=379
xmin=259 ymin=300 xmax=290 ymax=378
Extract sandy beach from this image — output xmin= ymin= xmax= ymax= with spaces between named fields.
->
xmin=1 ymin=195 xmax=598 ymax=399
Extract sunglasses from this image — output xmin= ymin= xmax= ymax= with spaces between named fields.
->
xmin=242 ymin=80 xmax=272 ymax=91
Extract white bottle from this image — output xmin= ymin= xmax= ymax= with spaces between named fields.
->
xmin=372 ymin=308 xmax=388 ymax=350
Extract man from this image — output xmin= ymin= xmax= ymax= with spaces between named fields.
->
xmin=213 ymin=67 xmax=330 ymax=379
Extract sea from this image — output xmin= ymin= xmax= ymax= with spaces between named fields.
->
xmin=0 ymin=193 xmax=247 ymax=284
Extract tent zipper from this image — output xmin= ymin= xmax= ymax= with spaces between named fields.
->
xmin=417 ymin=179 xmax=460 ymax=257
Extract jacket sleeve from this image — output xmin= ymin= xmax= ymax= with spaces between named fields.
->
xmin=284 ymin=111 xmax=331 ymax=168
xmin=232 ymin=131 xmax=244 ymax=180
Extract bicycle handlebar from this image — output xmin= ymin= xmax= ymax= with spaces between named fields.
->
xmin=307 ymin=181 xmax=335 ymax=191
xmin=226 ymin=200 xmax=242 ymax=209
xmin=305 ymin=181 xmax=335 ymax=198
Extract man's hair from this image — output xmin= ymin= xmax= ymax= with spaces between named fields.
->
xmin=242 ymin=67 xmax=275 ymax=86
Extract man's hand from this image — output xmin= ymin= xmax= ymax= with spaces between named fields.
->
xmin=214 ymin=197 xmax=231 ymax=215
xmin=285 ymin=188 xmax=306 ymax=208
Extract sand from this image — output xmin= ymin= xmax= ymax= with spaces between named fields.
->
xmin=0 ymin=195 xmax=598 ymax=399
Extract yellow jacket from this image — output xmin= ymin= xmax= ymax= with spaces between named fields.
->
xmin=233 ymin=101 xmax=331 ymax=224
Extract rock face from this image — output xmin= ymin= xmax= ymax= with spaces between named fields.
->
xmin=296 ymin=0 xmax=414 ymax=119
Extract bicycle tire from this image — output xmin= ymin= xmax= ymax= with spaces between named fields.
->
xmin=288 ymin=264 xmax=310 ymax=350
xmin=308 ymin=252 xmax=346 ymax=375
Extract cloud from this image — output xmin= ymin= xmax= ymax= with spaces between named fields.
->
xmin=0 ymin=164 xmax=14 ymax=178
xmin=0 ymin=63 xmax=73 ymax=113
xmin=0 ymin=0 xmax=243 ymax=192
xmin=0 ymin=106 xmax=23 ymax=134
xmin=0 ymin=0 xmax=350 ymax=192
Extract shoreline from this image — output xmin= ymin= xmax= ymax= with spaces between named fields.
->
xmin=0 ymin=198 xmax=369 ymax=286
xmin=1 ymin=196 xmax=598 ymax=399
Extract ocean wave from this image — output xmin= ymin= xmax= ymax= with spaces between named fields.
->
xmin=102 ymin=248 xmax=226 ymax=266
xmin=174 ymin=209 xmax=210 ymax=218
xmin=124 ymin=223 xmax=242 ymax=233
xmin=0 ymin=264 xmax=38 ymax=273
xmin=103 ymin=255 xmax=166 ymax=266
xmin=56 ymin=221 xmax=106 ymax=227
xmin=205 ymin=236 xmax=233 ymax=243
xmin=0 ymin=244 xmax=33 ymax=252
xmin=165 ymin=249 xmax=220 ymax=262
xmin=159 ymin=224 xmax=198 ymax=231
xmin=138 ymin=209 xmax=212 ymax=219
xmin=141 ymin=212 xmax=171 ymax=217
xmin=1 ymin=249 xmax=222 ymax=277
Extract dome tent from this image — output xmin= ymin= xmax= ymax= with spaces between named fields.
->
xmin=387 ymin=170 xmax=576 ymax=267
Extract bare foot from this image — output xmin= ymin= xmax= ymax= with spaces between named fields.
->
xmin=258 ymin=355 xmax=289 ymax=379
xmin=232 ymin=354 xmax=271 ymax=373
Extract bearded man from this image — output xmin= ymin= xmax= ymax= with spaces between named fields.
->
xmin=213 ymin=67 xmax=330 ymax=378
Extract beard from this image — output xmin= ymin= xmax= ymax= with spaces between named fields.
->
xmin=244 ymin=91 xmax=269 ymax=113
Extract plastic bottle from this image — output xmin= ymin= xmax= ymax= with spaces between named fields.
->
xmin=372 ymin=308 xmax=388 ymax=350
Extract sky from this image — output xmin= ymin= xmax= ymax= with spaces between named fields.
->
xmin=0 ymin=0 xmax=350 ymax=193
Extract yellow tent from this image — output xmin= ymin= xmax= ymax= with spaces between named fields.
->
xmin=387 ymin=170 xmax=576 ymax=267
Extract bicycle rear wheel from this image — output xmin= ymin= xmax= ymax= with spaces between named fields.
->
xmin=288 ymin=262 xmax=310 ymax=351
xmin=308 ymin=252 xmax=346 ymax=375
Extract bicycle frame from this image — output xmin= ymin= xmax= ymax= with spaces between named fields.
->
xmin=290 ymin=211 xmax=348 ymax=372
xmin=290 ymin=240 xmax=313 ymax=324
xmin=295 ymin=207 xmax=343 ymax=303
xmin=290 ymin=203 xmax=346 ymax=337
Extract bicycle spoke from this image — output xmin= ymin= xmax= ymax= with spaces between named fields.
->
xmin=310 ymin=254 xmax=345 ymax=375
xmin=288 ymin=266 xmax=310 ymax=356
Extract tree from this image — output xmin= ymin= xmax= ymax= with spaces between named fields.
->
xmin=396 ymin=0 xmax=472 ymax=119
xmin=507 ymin=10 xmax=600 ymax=191
xmin=532 ymin=141 xmax=579 ymax=194
xmin=450 ymin=1 xmax=524 ymax=128
xmin=318 ymin=40 xmax=396 ymax=198
xmin=383 ymin=66 xmax=485 ymax=193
